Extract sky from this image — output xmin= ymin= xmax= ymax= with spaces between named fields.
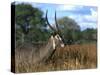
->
xmin=17 ymin=2 xmax=97 ymax=31
xmin=31 ymin=3 xmax=98 ymax=31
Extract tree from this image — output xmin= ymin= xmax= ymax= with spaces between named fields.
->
xmin=82 ymin=28 xmax=97 ymax=42
xmin=15 ymin=3 xmax=50 ymax=45
xmin=57 ymin=17 xmax=81 ymax=44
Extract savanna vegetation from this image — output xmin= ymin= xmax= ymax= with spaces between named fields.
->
xmin=15 ymin=44 xmax=97 ymax=73
xmin=11 ymin=2 xmax=97 ymax=73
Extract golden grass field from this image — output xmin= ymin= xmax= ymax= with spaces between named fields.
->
xmin=15 ymin=44 xmax=97 ymax=73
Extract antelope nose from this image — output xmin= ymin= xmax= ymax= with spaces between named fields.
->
xmin=61 ymin=44 xmax=64 ymax=47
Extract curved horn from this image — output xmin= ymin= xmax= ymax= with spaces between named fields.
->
xmin=46 ymin=10 xmax=56 ymax=31
xmin=55 ymin=11 xmax=66 ymax=44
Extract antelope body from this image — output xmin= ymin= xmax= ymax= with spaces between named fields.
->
xmin=16 ymin=10 xmax=65 ymax=64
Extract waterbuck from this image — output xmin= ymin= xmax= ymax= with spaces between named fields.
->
xmin=16 ymin=10 xmax=65 ymax=64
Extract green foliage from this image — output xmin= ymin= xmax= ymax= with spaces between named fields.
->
xmin=81 ymin=28 xmax=97 ymax=43
xmin=58 ymin=17 xmax=80 ymax=31
xmin=15 ymin=3 xmax=97 ymax=46
xmin=57 ymin=17 xmax=81 ymax=44
xmin=15 ymin=3 xmax=50 ymax=45
xmin=57 ymin=17 xmax=97 ymax=44
xmin=15 ymin=3 xmax=44 ymax=27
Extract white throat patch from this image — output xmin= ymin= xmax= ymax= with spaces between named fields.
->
xmin=51 ymin=36 xmax=55 ymax=49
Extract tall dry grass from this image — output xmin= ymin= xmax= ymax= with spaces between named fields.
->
xmin=15 ymin=44 xmax=97 ymax=73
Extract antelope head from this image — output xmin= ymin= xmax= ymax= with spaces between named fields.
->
xmin=46 ymin=10 xmax=65 ymax=49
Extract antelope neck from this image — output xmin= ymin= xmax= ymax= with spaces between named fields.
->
xmin=51 ymin=36 xmax=56 ymax=50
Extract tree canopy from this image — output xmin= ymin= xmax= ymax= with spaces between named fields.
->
xmin=14 ymin=3 xmax=97 ymax=46
xmin=57 ymin=17 xmax=81 ymax=44
xmin=15 ymin=3 xmax=50 ymax=46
